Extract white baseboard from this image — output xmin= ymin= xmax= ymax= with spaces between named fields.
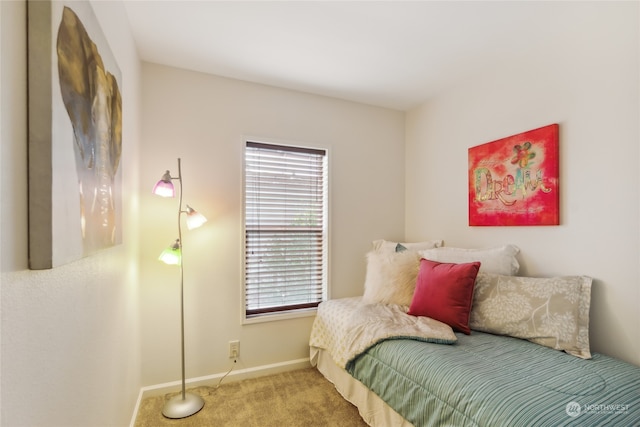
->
xmin=130 ymin=357 xmax=311 ymax=427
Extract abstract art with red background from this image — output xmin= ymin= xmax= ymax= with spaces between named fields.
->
xmin=468 ymin=124 xmax=559 ymax=226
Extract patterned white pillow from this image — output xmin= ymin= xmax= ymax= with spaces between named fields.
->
xmin=469 ymin=273 xmax=592 ymax=359
xmin=419 ymin=245 xmax=520 ymax=275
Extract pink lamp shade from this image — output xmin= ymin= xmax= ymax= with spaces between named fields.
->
xmin=185 ymin=205 xmax=207 ymax=230
xmin=153 ymin=171 xmax=175 ymax=197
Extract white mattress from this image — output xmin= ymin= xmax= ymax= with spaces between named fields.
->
xmin=313 ymin=346 xmax=413 ymax=427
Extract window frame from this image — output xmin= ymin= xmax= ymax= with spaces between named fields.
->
xmin=242 ymin=138 xmax=330 ymax=324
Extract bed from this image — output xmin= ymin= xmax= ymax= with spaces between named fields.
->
xmin=309 ymin=241 xmax=640 ymax=426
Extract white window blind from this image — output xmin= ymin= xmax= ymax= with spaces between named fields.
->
xmin=244 ymin=141 xmax=328 ymax=317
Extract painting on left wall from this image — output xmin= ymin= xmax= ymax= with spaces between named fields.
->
xmin=28 ymin=1 xmax=123 ymax=269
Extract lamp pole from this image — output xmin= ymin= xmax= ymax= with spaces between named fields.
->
xmin=177 ymin=158 xmax=186 ymax=401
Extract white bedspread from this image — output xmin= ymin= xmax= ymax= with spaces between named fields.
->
xmin=309 ymin=297 xmax=457 ymax=368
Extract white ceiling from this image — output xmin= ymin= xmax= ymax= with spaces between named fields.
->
xmin=123 ymin=1 xmax=574 ymax=111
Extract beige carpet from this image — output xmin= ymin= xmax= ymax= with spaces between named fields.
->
xmin=135 ymin=368 xmax=369 ymax=427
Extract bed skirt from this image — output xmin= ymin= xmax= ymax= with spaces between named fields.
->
xmin=313 ymin=346 xmax=413 ymax=427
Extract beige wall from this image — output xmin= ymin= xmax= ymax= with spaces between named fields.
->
xmin=405 ymin=1 xmax=640 ymax=365
xmin=138 ymin=63 xmax=405 ymax=386
xmin=0 ymin=1 xmax=141 ymax=426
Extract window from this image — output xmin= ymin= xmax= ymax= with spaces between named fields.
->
xmin=244 ymin=141 xmax=328 ymax=318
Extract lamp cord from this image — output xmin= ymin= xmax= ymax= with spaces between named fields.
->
xmin=215 ymin=359 xmax=237 ymax=389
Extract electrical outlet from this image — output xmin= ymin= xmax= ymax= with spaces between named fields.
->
xmin=229 ymin=340 xmax=240 ymax=359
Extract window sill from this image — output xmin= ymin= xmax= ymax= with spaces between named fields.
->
xmin=242 ymin=306 xmax=317 ymax=325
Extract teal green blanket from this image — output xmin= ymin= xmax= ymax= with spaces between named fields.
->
xmin=347 ymin=332 xmax=640 ymax=426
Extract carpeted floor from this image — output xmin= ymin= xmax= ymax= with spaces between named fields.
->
xmin=134 ymin=368 xmax=369 ymax=426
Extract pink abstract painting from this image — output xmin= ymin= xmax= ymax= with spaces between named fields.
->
xmin=468 ymin=124 xmax=559 ymax=226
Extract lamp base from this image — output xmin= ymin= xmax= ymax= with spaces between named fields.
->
xmin=162 ymin=392 xmax=205 ymax=419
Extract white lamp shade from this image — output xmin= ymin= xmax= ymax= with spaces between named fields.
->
xmin=186 ymin=205 xmax=207 ymax=230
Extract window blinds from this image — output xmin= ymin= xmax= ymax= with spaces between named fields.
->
xmin=244 ymin=141 xmax=327 ymax=316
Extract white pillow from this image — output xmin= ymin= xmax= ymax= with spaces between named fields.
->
xmin=373 ymin=239 xmax=443 ymax=253
xmin=419 ymin=245 xmax=520 ymax=276
xmin=363 ymin=250 xmax=420 ymax=306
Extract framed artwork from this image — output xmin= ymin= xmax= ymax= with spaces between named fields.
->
xmin=28 ymin=1 xmax=123 ymax=269
xmin=468 ymin=124 xmax=559 ymax=226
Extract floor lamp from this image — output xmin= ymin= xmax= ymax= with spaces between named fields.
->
xmin=153 ymin=158 xmax=207 ymax=419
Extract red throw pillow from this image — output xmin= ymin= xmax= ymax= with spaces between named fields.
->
xmin=408 ymin=259 xmax=481 ymax=334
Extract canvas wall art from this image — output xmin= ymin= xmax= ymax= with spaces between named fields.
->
xmin=28 ymin=1 xmax=122 ymax=269
xmin=468 ymin=124 xmax=559 ymax=226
